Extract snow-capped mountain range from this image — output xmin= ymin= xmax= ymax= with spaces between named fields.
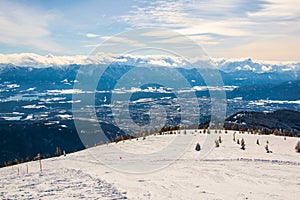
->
xmin=0 ymin=53 xmax=299 ymax=73
xmin=215 ymin=58 xmax=300 ymax=73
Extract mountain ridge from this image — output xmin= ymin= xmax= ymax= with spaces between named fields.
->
xmin=0 ymin=53 xmax=299 ymax=74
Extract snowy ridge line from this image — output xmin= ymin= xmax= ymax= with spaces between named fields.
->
xmin=201 ymin=158 xmax=300 ymax=166
xmin=0 ymin=53 xmax=299 ymax=73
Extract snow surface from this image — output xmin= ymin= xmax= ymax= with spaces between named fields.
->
xmin=0 ymin=130 xmax=299 ymax=199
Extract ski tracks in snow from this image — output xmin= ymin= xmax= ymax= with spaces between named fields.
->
xmin=0 ymin=167 xmax=127 ymax=199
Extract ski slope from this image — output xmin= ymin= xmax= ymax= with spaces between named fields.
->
xmin=0 ymin=130 xmax=299 ymax=199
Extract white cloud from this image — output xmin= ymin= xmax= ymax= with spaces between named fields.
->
xmin=0 ymin=53 xmax=88 ymax=66
xmin=83 ymin=44 xmax=101 ymax=48
xmin=86 ymin=33 xmax=100 ymax=38
xmin=119 ymin=0 xmax=256 ymax=37
xmin=0 ymin=52 xmax=299 ymax=73
xmin=247 ymin=0 xmax=300 ymax=19
xmin=118 ymin=0 xmax=300 ymax=60
xmin=0 ymin=52 xmax=189 ymax=67
xmin=100 ymin=36 xmax=145 ymax=47
xmin=0 ymin=1 xmax=63 ymax=52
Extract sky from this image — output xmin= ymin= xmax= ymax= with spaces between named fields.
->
xmin=0 ymin=0 xmax=299 ymax=61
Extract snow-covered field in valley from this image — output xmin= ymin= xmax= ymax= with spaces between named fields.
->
xmin=1 ymin=130 xmax=299 ymax=200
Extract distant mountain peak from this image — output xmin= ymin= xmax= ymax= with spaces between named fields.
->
xmin=0 ymin=53 xmax=299 ymax=74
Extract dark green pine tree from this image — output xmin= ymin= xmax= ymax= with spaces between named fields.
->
xmin=55 ymin=147 xmax=62 ymax=157
xmin=241 ymin=138 xmax=245 ymax=150
xmin=218 ymin=136 xmax=222 ymax=143
xmin=215 ymin=139 xmax=220 ymax=148
xmin=295 ymin=141 xmax=300 ymax=153
xmin=265 ymin=144 xmax=269 ymax=153
xmin=195 ymin=143 xmax=201 ymax=151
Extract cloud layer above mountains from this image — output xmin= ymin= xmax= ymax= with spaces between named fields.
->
xmin=0 ymin=53 xmax=299 ymax=74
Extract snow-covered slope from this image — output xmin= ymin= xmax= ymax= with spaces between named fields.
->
xmin=0 ymin=130 xmax=299 ymax=199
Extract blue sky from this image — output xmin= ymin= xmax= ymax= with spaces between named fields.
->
xmin=0 ymin=0 xmax=299 ymax=61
